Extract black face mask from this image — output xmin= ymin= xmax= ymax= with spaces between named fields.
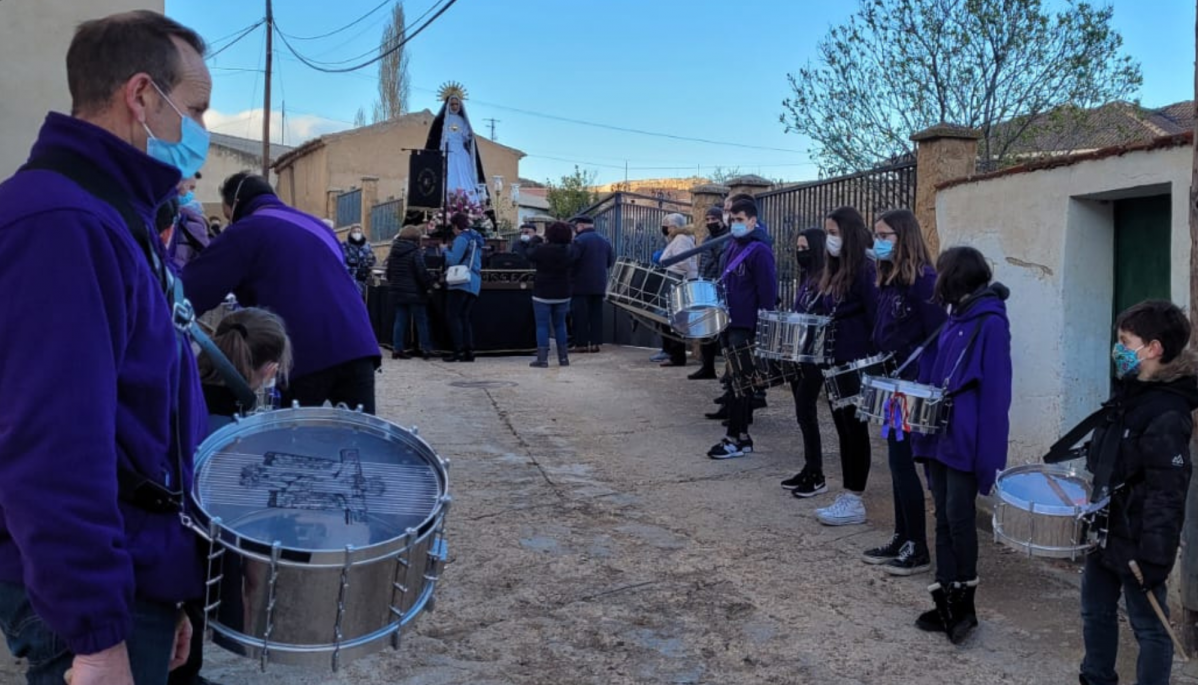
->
xmin=706 ymin=222 xmax=723 ymax=233
xmin=795 ymin=250 xmax=813 ymax=268
xmin=661 ymin=227 xmax=671 ymax=237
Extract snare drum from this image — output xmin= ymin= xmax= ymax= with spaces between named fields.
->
xmin=606 ymin=258 xmax=683 ymax=322
xmin=191 ymin=407 xmax=450 ymax=670
xmin=667 ymin=279 xmax=729 ymax=339
xmin=725 ymin=340 xmax=800 ymax=397
xmin=856 ymin=375 xmax=949 ymax=434
xmin=823 ymin=354 xmax=895 ymax=409
xmin=754 ymin=310 xmax=833 ymax=364
xmin=992 ymin=463 xmax=1093 ymax=560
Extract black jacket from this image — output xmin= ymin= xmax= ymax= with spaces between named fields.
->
xmin=385 ymin=238 xmax=432 ymax=304
xmin=510 ymin=235 xmax=542 ymax=261
xmin=699 ymin=224 xmax=729 ymax=280
xmin=527 ymin=242 xmax=575 ymax=300
xmin=1087 ymin=350 xmax=1198 ymax=576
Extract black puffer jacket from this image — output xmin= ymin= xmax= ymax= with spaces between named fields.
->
xmin=385 ymin=237 xmax=432 ymax=304
xmin=1087 ymin=349 xmax=1198 ymax=576
xmin=699 ymin=224 xmax=729 ymax=280
xmin=527 ymin=242 xmax=575 ymax=300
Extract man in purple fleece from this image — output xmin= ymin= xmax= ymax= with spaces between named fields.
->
xmin=0 ymin=11 xmax=212 ymax=685
xmin=707 ymin=198 xmax=777 ymax=460
xmin=183 ymin=173 xmax=381 ymax=413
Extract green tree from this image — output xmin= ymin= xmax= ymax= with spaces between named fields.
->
xmin=781 ymin=0 xmax=1142 ymax=174
xmin=371 ymin=2 xmax=412 ymax=123
xmin=546 ymin=166 xmax=598 ymax=219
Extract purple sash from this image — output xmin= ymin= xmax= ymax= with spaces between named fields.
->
xmin=255 ymin=207 xmax=344 ymax=260
xmin=720 ymin=242 xmax=761 ymax=282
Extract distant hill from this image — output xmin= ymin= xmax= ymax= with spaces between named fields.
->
xmin=593 ymin=176 xmax=708 ymax=202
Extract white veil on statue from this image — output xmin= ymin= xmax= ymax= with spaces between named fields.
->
xmin=425 ymin=82 xmax=487 ymax=206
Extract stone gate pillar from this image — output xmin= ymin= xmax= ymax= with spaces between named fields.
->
xmin=910 ymin=125 xmax=981 ymax=255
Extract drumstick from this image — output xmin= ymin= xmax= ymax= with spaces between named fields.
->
xmin=1043 ymin=474 xmax=1078 ymax=507
xmin=1128 ymin=560 xmax=1189 ymax=662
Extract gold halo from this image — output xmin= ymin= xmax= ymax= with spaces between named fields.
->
xmin=437 ymin=81 xmax=468 ymax=103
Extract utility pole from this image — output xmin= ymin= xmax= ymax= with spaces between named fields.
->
xmin=261 ymin=0 xmax=273 ymax=178
xmin=483 ymin=118 xmax=500 ymax=141
xmin=1182 ymin=0 xmax=1198 ymax=656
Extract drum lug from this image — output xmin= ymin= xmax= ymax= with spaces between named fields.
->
xmin=331 ymin=544 xmax=355 ymax=672
xmin=260 ymin=541 xmax=283 ymax=672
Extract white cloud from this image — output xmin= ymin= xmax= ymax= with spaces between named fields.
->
xmin=205 ymin=108 xmax=352 ymax=145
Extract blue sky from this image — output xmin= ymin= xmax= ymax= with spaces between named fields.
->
xmin=167 ymin=0 xmax=1197 ymax=186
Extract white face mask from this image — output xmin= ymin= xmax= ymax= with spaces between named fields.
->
xmin=826 ymin=234 xmax=843 ymax=257
xmin=351 ymin=231 xmax=363 ymax=240
xmin=520 ymin=234 xmax=532 ymax=242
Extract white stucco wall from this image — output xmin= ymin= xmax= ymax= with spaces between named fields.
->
xmin=935 ymin=144 xmax=1192 ymax=462
xmin=0 ymin=1 xmax=165 ymax=179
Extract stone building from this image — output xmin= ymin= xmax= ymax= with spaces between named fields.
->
xmin=272 ymin=110 xmax=525 ymax=229
xmin=195 ymin=132 xmax=293 ymax=218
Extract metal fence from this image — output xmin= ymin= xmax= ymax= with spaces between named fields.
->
xmin=370 ymin=199 xmax=404 ymax=243
xmin=583 ymin=192 xmax=693 ymax=264
xmin=757 ymin=161 xmax=917 ymax=307
xmin=336 ymin=188 xmax=362 ymax=228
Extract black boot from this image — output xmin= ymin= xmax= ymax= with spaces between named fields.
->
xmin=461 ymin=349 xmax=476 ymax=362
xmin=529 ymin=347 xmax=549 ymax=368
xmin=915 ymin=582 xmax=948 ymax=633
xmin=442 ymin=351 xmax=461 ymax=362
xmin=558 ymin=348 xmax=570 ymax=366
xmin=945 ymin=579 xmax=979 ymax=644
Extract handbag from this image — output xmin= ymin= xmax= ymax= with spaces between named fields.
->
xmin=445 ymin=234 xmax=477 ymax=286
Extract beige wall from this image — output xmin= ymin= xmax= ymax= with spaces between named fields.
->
xmin=196 ymin=146 xmax=281 ymax=206
xmin=0 ymin=1 xmax=165 ymax=179
xmin=276 ymin=112 xmax=523 ymax=228
xmin=935 ymin=144 xmax=1191 ymax=462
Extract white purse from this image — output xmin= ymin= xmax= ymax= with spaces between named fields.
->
xmin=445 ymin=236 xmax=477 ymax=285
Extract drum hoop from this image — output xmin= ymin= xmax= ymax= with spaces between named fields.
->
xmin=994 ymin=463 xmax=1089 ymax=516
xmin=829 ymin=353 xmax=893 ymax=376
xmin=861 ymin=374 xmax=944 ymax=399
xmin=192 ymin=407 xmax=449 ymax=565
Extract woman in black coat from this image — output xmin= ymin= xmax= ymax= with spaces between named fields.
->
xmin=527 ymin=221 xmax=577 ymax=368
xmin=386 ymin=225 xmax=435 ymax=359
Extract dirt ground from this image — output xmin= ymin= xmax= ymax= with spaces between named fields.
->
xmin=5 ymin=345 xmax=1197 ymax=684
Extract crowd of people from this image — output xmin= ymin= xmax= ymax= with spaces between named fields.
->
xmin=0 ymin=9 xmax=1193 ymax=685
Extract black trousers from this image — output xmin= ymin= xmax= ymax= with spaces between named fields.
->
xmin=699 ymin=340 xmax=719 ymax=372
xmin=571 ymin=294 xmax=605 ymax=347
xmin=724 ymin=327 xmax=755 ymax=436
xmin=446 ymin=290 xmax=478 ymax=353
xmin=927 ymin=460 xmax=979 ymax=584
xmin=284 ymin=357 xmax=377 ymax=414
xmin=831 ymin=403 xmax=871 ymax=492
xmin=661 ymin=336 xmax=687 ymax=364
xmin=790 ymin=364 xmax=824 ymax=472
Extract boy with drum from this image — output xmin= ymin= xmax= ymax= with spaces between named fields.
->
xmin=1077 ymin=300 xmax=1198 ymax=685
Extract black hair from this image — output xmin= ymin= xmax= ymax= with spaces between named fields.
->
xmin=820 ymin=206 xmax=871 ymax=298
xmin=1116 ymin=300 xmax=1192 ymax=364
xmin=934 ymin=246 xmax=992 ymax=306
xmin=729 ymin=198 xmax=758 ymax=219
xmin=545 ymin=221 xmax=574 ymax=245
xmin=68 ymin=11 xmax=206 ymax=116
xmin=450 ymin=212 xmax=471 ymax=231
xmin=220 ymin=173 xmax=274 ymax=222
xmin=797 ymin=227 xmax=827 ymax=282
xmin=728 ymin=192 xmax=754 ymax=205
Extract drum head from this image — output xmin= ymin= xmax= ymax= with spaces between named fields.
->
xmin=997 ymin=466 xmax=1089 ymax=515
xmin=194 ymin=408 xmax=447 ymax=553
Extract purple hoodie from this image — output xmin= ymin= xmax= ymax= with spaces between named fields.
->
xmin=812 ymin=260 xmax=880 ymax=365
xmin=914 ymin=285 xmax=1013 ymax=495
xmin=874 ymin=265 xmax=946 ymax=380
xmin=0 ymin=114 xmax=208 ymax=654
xmin=721 ymin=227 xmax=777 ymax=332
xmin=182 ymin=195 xmax=380 ymax=379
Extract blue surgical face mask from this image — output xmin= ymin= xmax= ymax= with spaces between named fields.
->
xmin=873 ymin=238 xmax=894 ymax=261
xmin=178 ymin=191 xmax=196 ymax=207
xmin=731 ymin=222 xmax=749 ymax=238
xmin=143 ymin=81 xmax=210 ymax=179
xmin=1112 ymin=342 xmax=1144 ymax=379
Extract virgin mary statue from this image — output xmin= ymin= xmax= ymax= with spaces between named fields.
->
xmin=424 ymin=82 xmax=487 ymax=206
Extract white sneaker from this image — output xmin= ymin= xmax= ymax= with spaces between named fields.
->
xmin=816 ymin=492 xmax=866 ymax=526
xmin=649 ymin=351 xmax=669 ymax=362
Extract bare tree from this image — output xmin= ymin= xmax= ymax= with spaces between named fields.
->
xmin=353 ymin=106 xmax=367 ymax=128
xmin=781 ymin=0 xmax=1143 ymax=174
xmin=372 ymin=2 xmax=412 ymax=123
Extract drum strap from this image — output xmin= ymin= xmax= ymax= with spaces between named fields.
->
xmin=1042 ymin=406 xmax=1112 ymax=464
xmin=892 ymin=320 xmax=949 ymax=378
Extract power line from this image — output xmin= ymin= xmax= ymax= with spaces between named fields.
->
xmin=483 ymin=117 xmax=500 ymax=140
xmin=276 ymin=0 xmax=392 ymax=41
xmin=276 ymin=0 xmax=446 ymax=67
xmin=276 ymin=0 xmax=457 ymax=74
xmin=206 ymin=20 xmax=265 ymax=60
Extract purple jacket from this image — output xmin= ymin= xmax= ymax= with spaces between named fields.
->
xmin=0 ymin=114 xmax=208 ymax=654
xmin=812 ymin=260 xmax=879 ymax=365
xmin=915 ymin=285 xmax=1013 ymax=495
xmin=183 ymin=195 xmax=380 ymax=379
xmin=874 ymin=266 xmax=946 ymax=380
xmin=571 ymin=228 xmax=615 ymax=296
xmin=721 ymin=227 xmax=777 ymax=332
xmin=166 ymin=204 xmax=210 ymax=271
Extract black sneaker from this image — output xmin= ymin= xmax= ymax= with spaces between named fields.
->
xmin=789 ymin=469 xmax=828 ymax=498
xmin=861 ymin=534 xmax=904 ymax=565
xmin=884 ymin=541 xmax=932 ymax=576
xmin=705 ymin=407 xmax=729 ymax=420
xmin=707 ymin=438 xmax=744 ymax=459
xmin=780 ymin=471 xmax=806 ymax=489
